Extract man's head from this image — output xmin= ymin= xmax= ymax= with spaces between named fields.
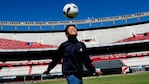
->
xmin=64 ymin=24 xmax=78 ymax=37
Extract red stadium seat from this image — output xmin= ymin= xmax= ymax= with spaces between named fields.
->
xmin=0 ymin=38 xmax=57 ymax=49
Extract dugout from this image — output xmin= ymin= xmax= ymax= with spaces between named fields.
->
xmin=93 ymin=60 xmax=123 ymax=75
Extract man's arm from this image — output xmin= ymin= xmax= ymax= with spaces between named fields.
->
xmin=81 ymin=42 xmax=95 ymax=72
xmin=82 ymin=51 xmax=96 ymax=73
xmin=43 ymin=44 xmax=64 ymax=74
xmin=81 ymin=42 xmax=102 ymax=75
xmin=43 ymin=55 xmax=61 ymax=74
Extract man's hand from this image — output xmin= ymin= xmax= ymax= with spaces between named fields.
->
xmin=95 ymin=70 xmax=103 ymax=76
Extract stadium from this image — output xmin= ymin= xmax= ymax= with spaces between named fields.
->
xmin=0 ymin=11 xmax=149 ymax=83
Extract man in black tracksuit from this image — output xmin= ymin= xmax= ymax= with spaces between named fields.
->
xmin=44 ymin=24 xmax=102 ymax=84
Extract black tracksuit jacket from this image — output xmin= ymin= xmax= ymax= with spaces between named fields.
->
xmin=47 ymin=37 xmax=95 ymax=79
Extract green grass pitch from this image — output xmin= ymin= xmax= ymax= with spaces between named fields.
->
xmin=32 ymin=71 xmax=149 ymax=84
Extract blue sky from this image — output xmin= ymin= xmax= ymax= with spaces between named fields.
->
xmin=0 ymin=0 xmax=149 ymax=21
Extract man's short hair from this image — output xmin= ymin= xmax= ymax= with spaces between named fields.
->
xmin=64 ymin=24 xmax=77 ymax=35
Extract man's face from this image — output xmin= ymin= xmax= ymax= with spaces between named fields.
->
xmin=67 ymin=26 xmax=78 ymax=36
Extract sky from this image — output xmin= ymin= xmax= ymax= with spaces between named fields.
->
xmin=0 ymin=0 xmax=149 ymax=31
xmin=0 ymin=0 xmax=149 ymax=22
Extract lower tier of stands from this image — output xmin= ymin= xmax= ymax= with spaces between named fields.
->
xmin=1 ymin=51 xmax=149 ymax=82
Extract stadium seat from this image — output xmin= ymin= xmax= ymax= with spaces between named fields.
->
xmin=0 ymin=38 xmax=57 ymax=49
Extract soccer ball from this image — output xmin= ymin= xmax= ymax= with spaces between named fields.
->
xmin=63 ymin=3 xmax=79 ymax=19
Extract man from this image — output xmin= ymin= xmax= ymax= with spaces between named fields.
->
xmin=44 ymin=24 xmax=102 ymax=84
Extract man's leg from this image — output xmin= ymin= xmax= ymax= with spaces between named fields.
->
xmin=66 ymin=75 xmax=83 ymax=84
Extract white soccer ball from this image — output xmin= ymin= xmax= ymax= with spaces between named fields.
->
xmin=63 ymin=3 xmax=79 ymax=19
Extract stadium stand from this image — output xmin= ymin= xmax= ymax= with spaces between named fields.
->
xmin=0 ymin=38 xmax=57 ymax=49
xmin=115 ymin=32 xmax=149 ymax=43
xmin=1 ymin=11 xmax=149 ymax=83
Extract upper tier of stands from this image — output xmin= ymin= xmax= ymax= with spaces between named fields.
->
xmin=0 ymin=38 xmax=57 ymax=49
xmin=1 ymin=31 xmax=149 ymax=49
xmin=115 ymin=32 xmax=149 ymax=43
xmin=0 ymin=12 xmax=149 ymax=31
